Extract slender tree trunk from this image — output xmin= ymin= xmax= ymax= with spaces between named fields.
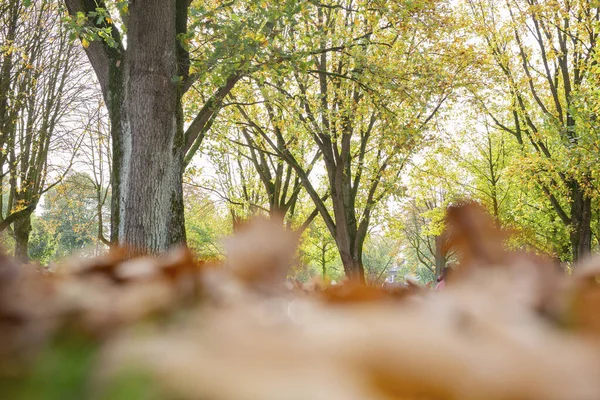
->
xmin=0 ymin=0 xmax=18 ymax=166
xmin=95 ymin=186 xmax=110 ymax=246
xmin=321 ymin=244 xmax=327 ymax=280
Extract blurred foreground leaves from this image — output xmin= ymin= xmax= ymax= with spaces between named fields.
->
xmin=3 ymin=205 xmax=600 ymax=399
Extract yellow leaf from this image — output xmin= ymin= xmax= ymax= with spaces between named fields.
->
xmin=82 ymin=38 xmax=90 ymax=48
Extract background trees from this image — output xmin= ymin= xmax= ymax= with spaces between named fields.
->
xmin=464 ymin=0 xmax=600 ymax=262
xmin=63 ymin=0 xmax=338 ymax=254
xmin=30 ymin=172 xmax=108 ymax=262
xmin=5 ymin=0 xmax=600 ymax=281
xmin=220 ymin=0 xmax=469 ymax=281
xmin=0 ymin=0 xmax=90 ymax=261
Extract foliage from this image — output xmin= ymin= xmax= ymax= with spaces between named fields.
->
xmin=28 ymin=216 xmax=57 ymax=265
xmin=0 ymin=0 xmax=92 ymax=260
xmin=29 ymin=173 xmax=109 ymax=263
xmin=183 ymin=180 xmax=230 ymax=260
xmin=6 ymin=0 xmax=600 ymax=277
xmin=362 ymin=234 xmax=398 ymax=285
xmin=461 ymin=0 xmax=600 ymax=262
xmin=296 ymin=216 xmax=343 ymax=282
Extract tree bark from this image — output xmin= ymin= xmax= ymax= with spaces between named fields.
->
xmin=13 ymin=211 xmax=32 ymax=262
xmin=321 ymin=244 xmax=327 ymax=280
xmin=570 ymin=183 xmax=592 ymax=262
xmin=329 ymin=155 xmax=364 ymax=282
xmin=107 ymin=57 xmax=124 ymax=245
xmin=334 ymin=220 xmax=366 ymax=282
xmin=117 ymin=0 xmax=185 ymax=254
xmin=434 ymin=235 xmax=446 ymax=278
xmin=0 ymin=0 xmax=18 ymax=173
xmin=65 ymin=0 xmax=187 ymax=254
xmin=340 ymin=252 xmax=365 ymax=282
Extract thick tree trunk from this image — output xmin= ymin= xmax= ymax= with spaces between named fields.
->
xmin=333 ymin=216 xmax=366 ymax=282
xmin=65 ymin=0 xmax=187 ymax=255
xmin=570 ymin=184 xmax=592 ymax=263
xmin=328 ymin=160 xmax=366 ymax=282
xmin=113 ymin=0 xmax=185 ymax=254
xmin=13 ymin=213 xmax=32 ymax=262
xmin=340 ymin=250 xmax=365 ymax=283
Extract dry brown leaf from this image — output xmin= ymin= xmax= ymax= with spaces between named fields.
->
xmin=223 ymin=213 xmax=300 ymax=290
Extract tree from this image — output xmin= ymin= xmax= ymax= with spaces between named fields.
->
xmin=63 ymin=0 xmax=331 ymax=254
xmin=77 ymin=97 xmax=112 ymax=247
xmin=0 ymin=0 xmax=88 ymax=261
xmin=395 ymin=106 xmax=571 ymax=263
xmin=183 ymin=182 xmax=228 ymax=260
xmin=204 ymin=91 xmax=324 ymax=230
xmin=362 ymin=235 xmax=397 ymax=285
xmin=465 ymin=0 xmax=600 ymax=262
xmin=452 ymin=116 xmax=571 ymax=258
xmin=236 ymin=0 xmax=466 ymax=281
xmin=298 ymin=215 xmax=341 ymax=282
xmin=398 ymin=198 xmax=447 ymax=278
xmin=64 ymin=0 xmax=189 ymax=254
xmin=32 ymin=172 xmax=109 ymax=262
xmin=234 ymin=107 xmax=322 ymax=230
xmin=191 ymin=132 xmax=270 ymax=230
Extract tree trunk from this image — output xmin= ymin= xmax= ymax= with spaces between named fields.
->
xmin=339 ymin=250 xmax=365 ymax=283
xmin=65 ymin=0 xmax=187 ymax=255
xmin=434 ymin=235 xmax=446 ymax=278
xmin=113 ymin=0 xmax=186 ymax=254
xmin=321 ymin=245 xmax=327 ymax=280
xmin=13 ymin=212 xmax=32 ymax=262
xmin=328 ymin=158 xmax=366 ymax=282
xmin=334 ymin=206 xmax=366 ymax=283
xmin=0 ymin=0 xmax=18 ymax=172
xmin=332 ymin=207 xmax=366 ymax=282
xmin=108 ymin=75 xmax=123 ymax=245
xmin=570 ymin=183 xmax=592 ymax=262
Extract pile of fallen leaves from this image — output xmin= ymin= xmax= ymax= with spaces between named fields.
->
xmin=3 ymin=203 xmax=600 ymax=400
